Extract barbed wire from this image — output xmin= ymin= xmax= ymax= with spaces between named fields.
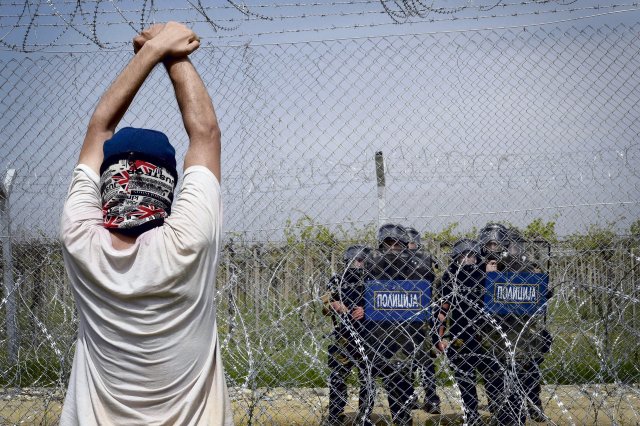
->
xmin=2 ymin=1 xmax=639 ymax=51
xmin=379 ymin=0 xmax=586 ymax=23
xmin=200 ymin=5 xmax=640 ymax=42
xmin=4 ymin=144 xmax=637 ymax=179
xmin=2 ymin=0 xmax=607 ymax=23
xmin=0 ymin=0 xmax=598 ymax=14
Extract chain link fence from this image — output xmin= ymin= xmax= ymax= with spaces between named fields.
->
xmin=1 ymin=23 xmax=639 ymax=425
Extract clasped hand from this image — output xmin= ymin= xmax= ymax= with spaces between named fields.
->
xmin=133 ymin=21 xmax=200 ymax=59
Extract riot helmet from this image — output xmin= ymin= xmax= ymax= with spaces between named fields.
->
xmin=377 ymin=223 xmax=409 ymax=252
xmin=505 ymin=228 xmax=527 ymax=261
xmin=406 ymin=227 xmax=422 ymax=250
xmin=343 ymin=245 xmax=371 ymax=268
xmin=451 ymin=238 xmax=480 ymax=265
xmin=478 ymin=222 xmax=508 ymax=260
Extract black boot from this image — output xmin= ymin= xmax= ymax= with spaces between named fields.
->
xmin=528 ymin=404 xmax=547 ymax=422
xmin=422 ymin=393 xmax=441 ymax=414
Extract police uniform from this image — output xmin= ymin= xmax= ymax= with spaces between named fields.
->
xmin=439 ymin=242 xmax=501 ymax=425
xmin=358 ymin=224 xmax=424 ymax=426
xmin=406 ymin=249 xmax=441 ymax=413
xmin=480 ymin=228 xmax=550 ymax=425
xmin=479 ymin=264 xmax=526 ymax=425
xmin=324 ymin=267 xmax=371 ymax=425
xmin=362 ymin=249 xmax=420 ymax=426
xmin=506 ymin=257 xmax=553 ymax=422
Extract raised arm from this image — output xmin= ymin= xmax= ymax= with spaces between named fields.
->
xmin=79 ymin=22 xmax=200 ymax=174
xmin=78 ymin=45 xmax=161 ymax=173
xmin=164 ymin=58 xmax=221 ymax=181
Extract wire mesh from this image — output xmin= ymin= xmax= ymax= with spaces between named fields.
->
xmin=0 ymin=21 xmax=639 ymax=426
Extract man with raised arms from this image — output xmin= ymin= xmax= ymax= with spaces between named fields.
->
xmin=60 ymin=22 xmax=233 ymax=425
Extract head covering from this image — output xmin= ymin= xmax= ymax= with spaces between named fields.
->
xmin=99 ymin=127 xmax=178 ymax=235
xmin=406 ymin=227 xmax=421 ymax=244
xmin=450 ymin=238 xmax=480 ymax=260
xmin=343 ymin=245 xmax=371 ymax=265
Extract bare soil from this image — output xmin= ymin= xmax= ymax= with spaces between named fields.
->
xmin=1 ymin=385 xmax=639 ymax=425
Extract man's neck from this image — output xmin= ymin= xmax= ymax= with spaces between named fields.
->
xmin=110 ymin=231 xmax=138 ymax=250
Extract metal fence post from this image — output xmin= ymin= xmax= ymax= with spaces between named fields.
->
xmin=375 ymin=151 xmax=387 ymax=227
xmin=1 ymin=169 xmax=17 ymax=365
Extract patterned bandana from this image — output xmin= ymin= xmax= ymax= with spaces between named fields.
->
xmin=100 ymin=158 xmax=176 ymax=234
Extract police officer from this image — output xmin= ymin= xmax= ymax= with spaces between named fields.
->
xmin=479 ymin=223 xmax=544 ymax=425
xmin=504 ymin=228 xmax=553 ymax=423
xmin=322 ymin=245 xmax=372 ymax=425
xmin=405 ymin=227 xmax=441 ymax=414
xmin=477 ymin=222 xmax=525 ymax=425
xmin=360 ymin=223 xmax=419 ymax=426
xmin=436 ymin=238 xmax=499 ymax=426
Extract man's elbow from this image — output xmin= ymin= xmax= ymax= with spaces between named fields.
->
xmin=190 ymin=122 xmax=221 ymax=146
xmin=88 ymin=105 xmax=118 ymax=134
xmin=84 ymin=118 xmax=114 ymax=149
xmin=209 ymin=125 xmax=222 ymax=144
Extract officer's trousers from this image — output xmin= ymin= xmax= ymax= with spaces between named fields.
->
xmin=359 ymin=358 xmax=414 ymax=426
xmin=328 ymin=344 xmax=371 ymax=424
xmin=415 ymin=347 xmax=439 ymax=402
xmin=448 ymin=339 xmax=501 ymax=423
xmin=484 ymin=357 xmax=533 ymax=426
xmin=525 ymin=357 xmax=543 ymax=408
xmin=360 ymin=322 xmax=422 ymax=425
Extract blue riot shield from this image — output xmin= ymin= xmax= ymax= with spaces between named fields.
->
xmin=364 ymin=280 xmax=431 ymax=322
xmin=483 ymin=271 xmax=548 ymax=315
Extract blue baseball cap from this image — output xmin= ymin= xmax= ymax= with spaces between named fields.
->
xmin=100 ymin=127 xmax=177 ymax=178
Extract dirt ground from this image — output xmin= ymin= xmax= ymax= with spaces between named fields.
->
xmin=1 ymin=385 xmax=639 ymax=425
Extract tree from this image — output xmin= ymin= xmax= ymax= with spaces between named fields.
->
xmin=523 ymin=218 xmax=558 ymax=243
